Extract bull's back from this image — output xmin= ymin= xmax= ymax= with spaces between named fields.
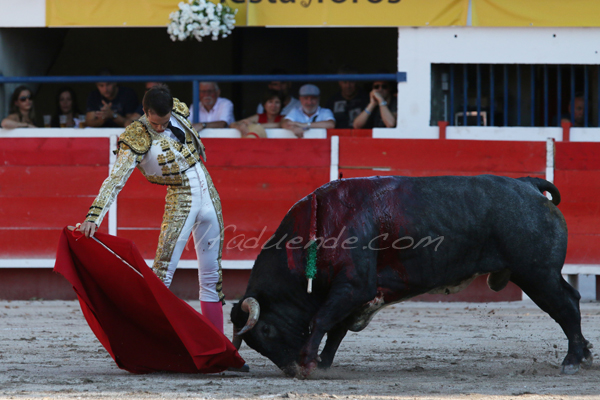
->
xmin=315 ymin=175 xmax=567 ymax=297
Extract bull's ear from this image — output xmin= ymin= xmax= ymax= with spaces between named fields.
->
xmin=256 ymin=294 xmax=270 ymax=313
xmin=230 ymin=300 xmax=245 ymax=326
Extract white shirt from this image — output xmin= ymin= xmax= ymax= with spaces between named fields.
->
xmin=257 ymin=96 xmax=301 ymax=116
xmin=284 ymin=106 xmax=335 ymax=124
xmin=189 ymin=97 xmax=235 ymax=126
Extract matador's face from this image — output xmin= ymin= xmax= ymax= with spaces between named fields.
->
xmin=146 ymin=111 xmax=171 ymax=133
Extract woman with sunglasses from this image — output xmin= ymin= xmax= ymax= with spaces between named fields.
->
xmin=353 ymin=81 xmax=397 ymax=129
xmin=1 ymin=86 xmax=37 ymax=129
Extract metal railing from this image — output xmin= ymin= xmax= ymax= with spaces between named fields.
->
xmin=0 ymin=73 xmax=407 ymax=123
xmin=434 ymin=64 xmax=598 ymax=128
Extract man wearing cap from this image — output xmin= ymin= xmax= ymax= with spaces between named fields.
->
xmin=282 ymin=84 xmax=335 ymax=138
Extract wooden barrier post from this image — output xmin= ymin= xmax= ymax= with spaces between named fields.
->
xmin=561 ymin=120 xmax=571 ymax=142
xmin=438 ymin=121 xmax=449 ymax=140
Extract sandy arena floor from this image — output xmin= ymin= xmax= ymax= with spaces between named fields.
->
xmin=1 ymin=299 xmax=599 ymax=400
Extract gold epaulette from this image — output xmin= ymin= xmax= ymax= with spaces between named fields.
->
xmin=118 ymin=121 xmax=152 ymax=155
xmin=172 ymin=98 xmax=190 ymax=118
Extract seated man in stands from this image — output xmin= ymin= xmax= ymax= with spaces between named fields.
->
xmin=256 ymin=69 xmax=300 ymax=116
xmin=85 ymin=69 xmax=139 ymax=128
xmin=353 ymin=80 xmax=397 ymax=129
xmin=231 ymin=89 xmax=283 ymax=138
xmin=560 ymin=93 xmax=585 ymax=127
xmin=326 ymin=66 xmax=369 ymax=129
xmin=282 ymin=84 xmax=335 ymax=138
xmin=190 ymin=82 xmax=235 ymax=131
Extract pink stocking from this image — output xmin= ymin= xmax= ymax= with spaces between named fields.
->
xmin=201 ymin=301 xmax=224 ymax=334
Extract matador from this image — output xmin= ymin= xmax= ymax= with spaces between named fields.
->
xmin=79 ymin=85 xmax=226 ymax=333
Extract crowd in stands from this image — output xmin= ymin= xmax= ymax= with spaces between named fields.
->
xmin=1 ymin=68 xmax=398 ymax=136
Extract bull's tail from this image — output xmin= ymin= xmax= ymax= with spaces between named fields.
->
xmin=517 ymin=176 xmax=561 ymax=206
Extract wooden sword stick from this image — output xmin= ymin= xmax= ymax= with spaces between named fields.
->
xmin=68 ymin=225 xmax=143 ymax=278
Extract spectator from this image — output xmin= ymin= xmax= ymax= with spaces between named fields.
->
xmin=129 ymin=81 xmax=163 ymax=123
xmin=282 ymin=84 xmax=335 ymax=138
xmin=561 ymin=93 xmax=585 ymax=127
xmin=190 ymin=82 xmax=235 ymax=131
xmin=51 ymin=87 xmax=81 ymax=128
xmin=353 ymin=80 xmax=397 ymax=129
xmin=1 ymin=86 xmax=37 ymax=129
xmin=85 ymin=69 xmax=139 ymax=128
xmin=231 ymin=89 xmax=283 ymax=137
xmin=326 ymin=66 xmax=369 ymax=129
xmin=256 ymin=69 xmax=300 ymax=116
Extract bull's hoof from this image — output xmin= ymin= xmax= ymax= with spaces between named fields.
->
xmin=298 ymin=360 xmax=318 ymax=379
xmin=561 ymin=364 xmax=580 ymax=375
xmin=317 ymin=356 xmax=333 ymax=370
xmin=317 ymin=361 xmax=331 ymax=370
xmin=581 ymin=353 xmax=593 ymax=369
xmin=282 ymin=363 xmax=300 ymax=378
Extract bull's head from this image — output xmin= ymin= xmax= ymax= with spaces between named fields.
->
xmin=231 ymin=296 xmax=310 ymax=376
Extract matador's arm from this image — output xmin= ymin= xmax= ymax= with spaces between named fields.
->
xmin=84 ymin=144 xmax=139 ymax=227
xmin=84 ymin=121 xmax=151 ymax=227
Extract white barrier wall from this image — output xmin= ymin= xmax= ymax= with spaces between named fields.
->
xmin=393 ymin=27 xmax=600 ymax=139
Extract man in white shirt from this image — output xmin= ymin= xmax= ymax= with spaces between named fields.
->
xmin=190 ymin=82 xmax=235 ymax=131
xmin=282 ymin=84 xmax=335 ymax=138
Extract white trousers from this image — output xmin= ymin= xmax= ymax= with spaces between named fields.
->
xmin=160 ymin=163 xmax=222 ymax=302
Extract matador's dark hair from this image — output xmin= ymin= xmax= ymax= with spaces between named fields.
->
xmin=143 ymin=84 xmax=172 ymax=116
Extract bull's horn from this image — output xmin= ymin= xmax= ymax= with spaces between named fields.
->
xmin=236 ymin=297 xmax=260 ymax=336
xmin=232 ymin=327 xmax=243 ymax=350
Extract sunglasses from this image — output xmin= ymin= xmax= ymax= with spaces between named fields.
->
xmin=19 ymin=95 xmax=32 ymax=102
xmin=373 ymin=84 xmax=388 ymax=90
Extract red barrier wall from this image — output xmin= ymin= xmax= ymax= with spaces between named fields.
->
xmin=0 ymin=138 xmax=110 ymax=258
xmin=554 ymin=142 xmax=600 ymax=264
xmin=2 ymin=136 xmax=597 ymax=302
xmin=339 ymin=138 xmax=546 ymax=179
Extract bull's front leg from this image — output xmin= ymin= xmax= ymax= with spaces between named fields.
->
xmin=318 ymin=324 xmax=348 ymax=369
xmin=298 ymin=282 xmax=375 ymax=378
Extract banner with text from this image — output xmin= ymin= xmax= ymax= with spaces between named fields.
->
xmin=245 ymin=0 xmax=468 ymax=27
xmin=46 ymin=0 xmax=466 ymax=27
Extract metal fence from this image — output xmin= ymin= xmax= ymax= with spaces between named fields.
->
xmin=431 ymin=64 xmax=599 ymax=128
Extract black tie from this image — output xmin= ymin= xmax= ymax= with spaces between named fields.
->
xmin=168 ymin=122 xmax=186 ymax=143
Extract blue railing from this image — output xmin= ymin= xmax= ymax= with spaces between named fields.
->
xmin=0 ymin=73 xmax=407 ymax=123
xmin=439 ymin=64 xmax=598 ymax=128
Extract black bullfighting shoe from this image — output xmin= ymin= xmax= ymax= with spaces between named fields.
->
xmin=227 ymin=363 xmax=250 ymax=372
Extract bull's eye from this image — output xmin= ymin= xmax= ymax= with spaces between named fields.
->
xmin=260 ymin=324 xmax=276 ymax=339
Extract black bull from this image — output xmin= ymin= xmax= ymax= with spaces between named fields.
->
xmin=231 ymin=175 xmax=593 ymax=378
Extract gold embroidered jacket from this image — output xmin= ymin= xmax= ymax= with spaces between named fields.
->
xmin=85 ymin=99 xmax=207 ymax=226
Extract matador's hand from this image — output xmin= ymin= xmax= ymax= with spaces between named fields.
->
xmin=78 ymin=221 xmax=98 ymax=238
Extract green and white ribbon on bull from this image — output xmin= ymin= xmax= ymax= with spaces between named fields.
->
xmin=305 ymin=193 xmax=318 ymax=293
xmin=167 ymin=0 xmax=237 ymax=42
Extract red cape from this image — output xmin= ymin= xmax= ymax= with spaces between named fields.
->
xmin=54 ymin=227 xmax=245 ymax=374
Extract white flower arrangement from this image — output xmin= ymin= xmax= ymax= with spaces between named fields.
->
xmin=167 ymin=0 xmax=237 ymax=42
